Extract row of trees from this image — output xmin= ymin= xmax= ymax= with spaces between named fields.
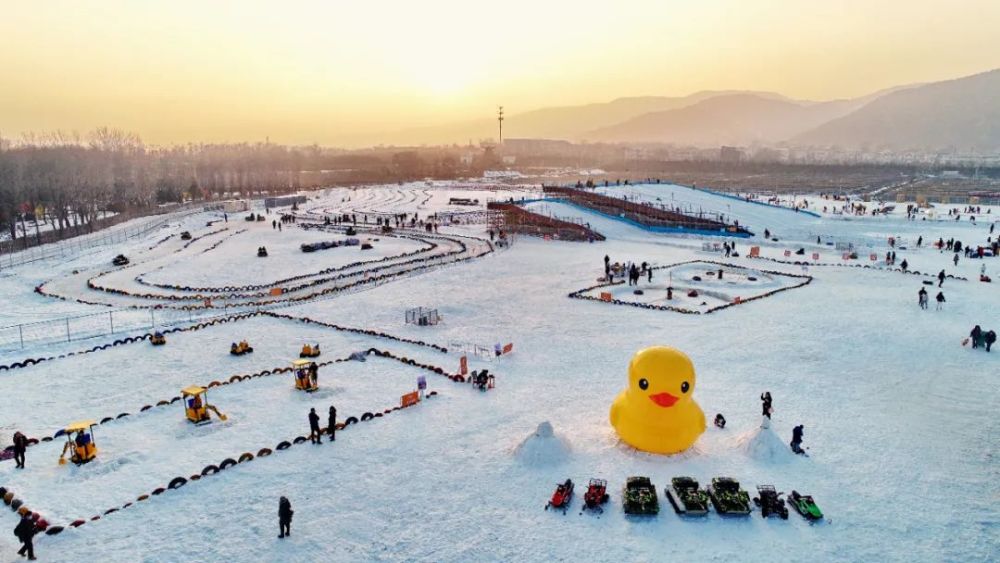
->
xmin=0 ymin=128 xmax=308 ymax=245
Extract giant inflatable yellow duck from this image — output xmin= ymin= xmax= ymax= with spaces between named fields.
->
xmin=609 ymin=346 xmax=706 ymax=454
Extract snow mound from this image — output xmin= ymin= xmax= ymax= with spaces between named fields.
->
xmin=513 ymin=421 xmax=570 ymax=467
xmin=734 ymin=423 xmax=793 ymax=462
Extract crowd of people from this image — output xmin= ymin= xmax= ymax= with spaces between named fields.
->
xmin=603 ymin=255 xmax=653 ymax=286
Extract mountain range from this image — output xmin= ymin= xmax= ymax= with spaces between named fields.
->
xmin=382 ymin=69 xmax=999 ymax=152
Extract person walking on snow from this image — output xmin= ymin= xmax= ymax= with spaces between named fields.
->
xmin=278 ymin=497 xmax=293 ymax=538
xmin=938 ymin=270 xmax=946 ymax=287
xmin=308 ymin=408 xmax=322 ymax=444
xmin=760 ymin=392 xmax=773 ymax=419
xmin=971 ymin=325 xmax=983 ymax=348
xmin=918 ymin=287 xmax=928 ymax=310
xmin=935 ymin=291 xmax=946 ymax=310
xmin=954 ymin=254 xmax=959 ymax=266
xmin=900 ymin=259 xmax=908 ymax=272
xmin=328 ymin=405 xmax=337 ymax=442
xmin=790 ymin=425 xmax=806 ymax=455
xmin=985 ymin=330 xmax=996 ymax=352
xmin=12 ymin=431 xmax=27 ymax=469
xmin=14 ymin=512 xmax=38 ymax=559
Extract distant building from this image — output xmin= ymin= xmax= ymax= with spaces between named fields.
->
xmin=719 ymin=146 xmax=745 ymax=163
xmin=940 ymin=170 xmax=964 ymax=179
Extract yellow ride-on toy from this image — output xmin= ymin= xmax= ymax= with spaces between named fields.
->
xmin=59 ymin=421 xmax=98 ymax=466
xmin=151 ymin=331 xmax=166 ymax=346
xmin=299 ymin=343 xmax=321 ymax=358
xmin=292 ymin=359 xmax=319 ymax=392
xmin=181 ymin=386 xmax=228 ymax=424
xmin=230 ymin=340 xmax=254 ymax=356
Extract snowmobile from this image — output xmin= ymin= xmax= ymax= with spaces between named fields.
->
xmin=666 ymin=476 xmax=710 ymax=516
xmin=180 ymin=231 xmax=192 ymax=240
xmin=707 ymin=477 xmax=751 ymax=516
xmin=623 ymin=476 xmax=658 ymax=516
xmin=257 ymin=246 xmax=268 ymax=257
xmin=752 ymin=485 xmax=788 ymax=519
xmin=112 ymin=254 xmax=129 ymax=266
xmin=582 ymin=478 xmax=609 ymax=513
xmin=545 ymin=479 xmax=573 ymax=513
xmin=787 ymin=490 xmax=823 ymax=521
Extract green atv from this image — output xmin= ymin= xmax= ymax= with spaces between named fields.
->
xmin=623 ymin=476 xmax=659 ymax=515
xmin=708 ymin=477 xmax=752 ymax=516
xmin=666 ymin=476 xmax=710 ymax=516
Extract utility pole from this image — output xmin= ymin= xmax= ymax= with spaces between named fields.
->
xmin=497 ymin=106 xmax=504 ymax=146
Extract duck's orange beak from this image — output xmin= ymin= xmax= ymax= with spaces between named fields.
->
xmin=649 ymin=392 xmax=678 ymax=408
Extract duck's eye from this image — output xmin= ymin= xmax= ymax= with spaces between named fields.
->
xmin=681 ymin=381 xmax=690 ymax=393
xmin=638 ymin=378 xmax=649 ymax=390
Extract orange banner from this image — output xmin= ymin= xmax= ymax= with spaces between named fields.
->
xmin=401 ymin=391 xmax=419 ymax=408
xmin=459 ymin=355 xmax=468 ymax=375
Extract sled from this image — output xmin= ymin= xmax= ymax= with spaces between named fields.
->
xmin=545 ymin=479 xmax=574 ymax=513
xmin=623 ymin=476 xmax=658 ymax=516
xmin=787 ymin=490 xmax=823 ymax=521
xmin=752 ymin=485 xmax=788 ymax=519
xmin=666 ymin=476 xmax=710 ymax=516
xmin=582 ymin=478 xmax=610 ymax=513
xmin=707 ymin=477 xmax=751 ymax=516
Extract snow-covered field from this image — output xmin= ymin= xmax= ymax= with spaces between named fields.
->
xmin=1 ymin=183 xmax=998 ymax=562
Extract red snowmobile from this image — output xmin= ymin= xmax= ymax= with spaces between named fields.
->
xmin=545 ymin=479 xmax=574 ymax=513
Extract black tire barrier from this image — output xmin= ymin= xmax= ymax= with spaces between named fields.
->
xmin=151 ymin=488 xmax=166 ymax=496
xmin=11 ymin=499 xmax=23 ymax=510
xmin=136 ymin=494 xmax=149 ymax=502
xmin=0 ymin=487 xmax=7 ymax=499
xmin=238 ymin=452 xmax=254 ymax=463
xmin=292 ymin=436 xmax=307 ymax=444
xmin=201 ymin=465 xmax=220 ymax=476
xmin=375 ymin=413 xmax=383 ymax=418
xmin=157 ymin=400 xmax=170 ymax=406
xmin=26 ymin=438 xmax=38 ymax=445
xmin=46 ymin=526 xmax=64 ymax=536
xmin=168 ymin=477 xmax=187 ymax=490
xmin=257 ymin=448 xmax=272 ymax=457
xmin=104 ymin=508 xmax=118 ymax=515
xmin=100 ymin=417 xmax=114 ymax=424
xmin=219 ymin=458 xmax=237 ymax=470
xmin=229 ymin=375 xmax=242 ymax=383
xmin=116 ymin=412 xmax=130 ymax=419
xmin=70 ymin=519 xmax=86 ymax=528
xmin=344 ymin=416 xmax=359 ymax=426
xmin=361 ymin=412 xmax=374 ymax=422
xmin=141 ymin=405 xmax=152 ymax=412
xmin=428 ymin=391 xmax=438 ymax=396
xmin=276 ymin=441 xmax=291 ymax=450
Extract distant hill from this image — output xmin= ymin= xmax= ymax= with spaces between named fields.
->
xmin=378 ymin=91 xmax=790 ymax=146
xmin=583 ymin=93 xmax=868 ymax=146
xmin=793 ymin=69 xmax=1000 ymax=151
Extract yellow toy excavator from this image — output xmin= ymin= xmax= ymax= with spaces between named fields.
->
xmin=181 ymin=386 xmax=228 ymax=424
xmin=59 ymin=421 xmax=98 ymax=466
xmin=292 ymin=359 xmax=319 ymax=392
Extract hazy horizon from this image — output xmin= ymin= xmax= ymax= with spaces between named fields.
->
xmin=2 ymin=0 xmax=999 ymax=147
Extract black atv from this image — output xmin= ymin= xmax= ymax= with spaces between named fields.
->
xmin=112 ymin=254 xmax=129 ymax=266
xmin=752 ymin=485 xmax=788 ymax=519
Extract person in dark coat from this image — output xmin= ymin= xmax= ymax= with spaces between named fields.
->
xmin=714 ymin=413 xmax=726 ymax=429
xmin=938 ymin=270 xmax=946 ymax=287
xmin=970 ymin=325 xmax=983 ymax=348
xmin=918 ymin=287 xmax=928 ymax=309
xmin=935 ymin=291 xmax=946 ymax=310
xmin=278 ymin=496 xmax=293 ymax=538
xmin=15 ymin=512 xmax=37 ymax=559
xmin=308 ymin=408 xmax=321 ymax=444
xmin=12 ymin=431 xmax=27 ymax=469
xmin=900 ymin=259 xmax=908 ymax=272
xmin=760 ymin=392 xmax=773 ymax=419
xmin=985 ymin=330 xmax=997 ymax=353
xmin=328 ymin=406 xmax=337 ymax=442
xmin=790 ymin=425 xmax=805 ymax=455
